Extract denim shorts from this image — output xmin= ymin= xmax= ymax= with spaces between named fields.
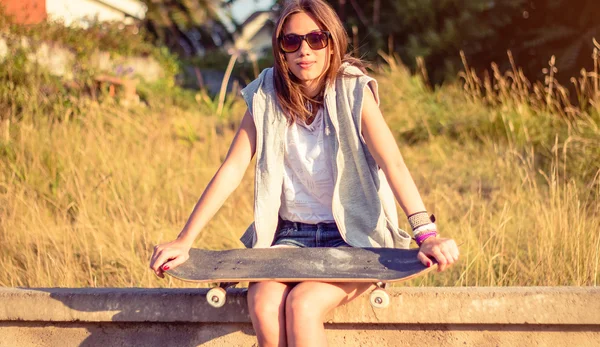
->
xmin=271 ymin=219 xmax=351 ymax=248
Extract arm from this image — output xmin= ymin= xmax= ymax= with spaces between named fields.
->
xmin=360 ymin=88 xmax=458 ymax=271
xmin=150 ymin=110 xmax=257 ymax=277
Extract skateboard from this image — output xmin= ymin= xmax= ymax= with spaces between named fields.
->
xmin=165 ymin=247 xmax=436 ymax=308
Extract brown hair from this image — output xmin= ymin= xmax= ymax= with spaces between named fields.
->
xmin=272 ymin=0 xmax=366 ymax=124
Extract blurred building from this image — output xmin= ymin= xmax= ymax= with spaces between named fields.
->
xmin=0 ymin=0 xmax=46 ymax=24
xmin=0 ymin=0 xmax=147 ymax=26
xmin=229 ymin=10 xmax=275 ymax=59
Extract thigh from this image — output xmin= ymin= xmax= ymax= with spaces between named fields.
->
xmin=287 ymin=281 xmax=375 ymax=315
xmin=248 ymin=281 xmax=295 ymax=307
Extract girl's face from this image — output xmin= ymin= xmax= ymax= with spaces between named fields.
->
xmin=282 ymin=12 xmax=331 ymax=94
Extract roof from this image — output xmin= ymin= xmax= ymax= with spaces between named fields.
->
xmin=234 ymin=10 xmax=274 ymax=50
xmin=239 ymin=10 xmax=271 ymax=29
xmin=90 ymin=0 xmax=147 ymax=19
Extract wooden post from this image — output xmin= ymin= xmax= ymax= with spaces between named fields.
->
xmin=217 ymin=51 xmax=239 ymax=117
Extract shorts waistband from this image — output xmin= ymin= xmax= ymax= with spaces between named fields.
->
xmin=279 ymin=219 xmax=337 ymax=230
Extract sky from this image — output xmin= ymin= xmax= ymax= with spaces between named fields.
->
xmin=228 ymin=0 xmax=275 ymax=24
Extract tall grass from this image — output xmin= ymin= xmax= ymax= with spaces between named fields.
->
xmin=0 ymin=30 xmax=598 ymax=287
xmin=0 ymin=84 xmax=251 ymax=287
xmin=376 ymin=49 xmax=599 ymax=287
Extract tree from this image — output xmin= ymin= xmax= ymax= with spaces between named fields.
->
xmin=326 ymin=0 xmax=598 ymax=84
xmin=142 ymin=0 xmax=234 ymax=57
xmin=512 ymin=0 xmax=600 ymax=81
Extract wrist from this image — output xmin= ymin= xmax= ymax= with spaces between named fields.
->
xmin=176 ymin=232 xmax=196 ymax=248
xmin=414 ymin=230 xmax=438 ymax=247
xmin=408 ymin=211 xmax=438 ymax=246
xmin=419 ymin=234 xmax=438 ymax=246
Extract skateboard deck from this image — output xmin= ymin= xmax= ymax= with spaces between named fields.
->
xmin=166 ymin=247 xmax=436 ymax=283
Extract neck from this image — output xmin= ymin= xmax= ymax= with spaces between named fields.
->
xmin=301 ymin=80 xmax=320 ymax=98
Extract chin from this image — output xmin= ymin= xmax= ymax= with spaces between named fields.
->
xmin=297 ymin=72 xmax=317 ymax=81
xmin=292 ymin=68 xmax=323 ymax=83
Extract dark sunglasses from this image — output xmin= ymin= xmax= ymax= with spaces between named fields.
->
xmin=279 ymin=31 xmax=331 ymax=53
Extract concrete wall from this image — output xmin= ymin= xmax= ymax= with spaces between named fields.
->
xmin=1 ymin=0 xmax=146 ymax=26
xmin=0 ymin=35 xmax=165 ymax=82
xmin=46 ymin=0 xmax=147 ymax=26
xmin=1 ymin=287 xmax=599 ymax=346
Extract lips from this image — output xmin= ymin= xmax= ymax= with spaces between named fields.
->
xmin=298 ymin=61 xmax=315 ymax=69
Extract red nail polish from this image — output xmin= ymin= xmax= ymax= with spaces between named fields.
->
xmin=162 ymin=265 xmax=170 ymax=271
xmin=427 ymin=262 xmax=431 ymax=268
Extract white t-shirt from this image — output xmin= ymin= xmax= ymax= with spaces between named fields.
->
xmin=279 ymin=107 xmax=336 ymax=223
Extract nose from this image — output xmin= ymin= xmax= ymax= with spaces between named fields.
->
xmin=298 ymin=39 xmax=312 ymax=56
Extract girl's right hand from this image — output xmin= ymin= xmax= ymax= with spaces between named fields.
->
xmin=149 ymin=239 xmax=192 ymax=278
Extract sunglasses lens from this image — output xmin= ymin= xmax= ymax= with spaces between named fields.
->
xmin=306 ymin=32 xmax=328 ymax=50
xmin=280 ymin=32 xmax=329 ymax=53
xmin=281 ymin=35 xmax=302 ymax=53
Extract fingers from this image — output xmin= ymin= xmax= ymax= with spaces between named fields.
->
xmin=150 ymin=246 xmax=183 ymax=278
xmin=447 ymin=241 xmax=459 ymax=263
xmin=149 ymin=245 xmax=165 ymax=276
xmin=420 ymin=238 xmax=459 ymax=272
xmin=431 ymin=248 xmax=449 ymax=272
xmin=161 ymin=253 xmax=189 ymax=273
xmin=417 ymin=252 xmax=434 ymax=268
xmin=450 ymin=240 xmax=460 ymax=260
xmin=150 ymin=245 xmax=161 ymax=274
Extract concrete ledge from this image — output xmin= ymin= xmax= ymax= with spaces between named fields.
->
xmin=1 ymin=287 xmax=599 ymax=324
xmin=1 ymin=287 xmax=599 ymax=346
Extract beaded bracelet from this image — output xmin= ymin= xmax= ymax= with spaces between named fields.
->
xmin=408 ymin=211 xmax=436 ymax=231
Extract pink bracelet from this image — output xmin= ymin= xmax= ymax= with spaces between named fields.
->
xmin=415 ymin=231 xmax=438 ymax=246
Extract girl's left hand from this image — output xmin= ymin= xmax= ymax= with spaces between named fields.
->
xmin=417 ymin=236 xmax=459 ymax=272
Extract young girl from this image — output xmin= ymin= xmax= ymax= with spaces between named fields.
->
xmin=150 ymin=0 xmax=459 ymax=345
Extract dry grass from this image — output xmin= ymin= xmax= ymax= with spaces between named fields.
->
xmin=0 ymin=95 xmax=253 ymax=287
xmin=1 ymin=44 xmax=599 ymax=288
xmin=375 ymin=45 xmax=600 ymax=287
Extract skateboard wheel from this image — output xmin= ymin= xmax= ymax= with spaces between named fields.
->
xmin=370 ymin=289 xmax=390 ymax=309
xmin=207 ymin=287 xmax=227 ymax=308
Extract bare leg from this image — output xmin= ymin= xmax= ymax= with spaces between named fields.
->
xmin=248 ymin=281 xmax=295 ymax=347
xmin=285 ymin=282 xmax=375 ymax=347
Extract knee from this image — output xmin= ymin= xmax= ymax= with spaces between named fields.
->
xmin=248 ymin=286 xmax=286 ymax=321
xmin=285 ymin=290 xmax=324 ymax=321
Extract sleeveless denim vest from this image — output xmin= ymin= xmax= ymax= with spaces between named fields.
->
xmin=239 ymin=64 xmax=411 ymax=249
